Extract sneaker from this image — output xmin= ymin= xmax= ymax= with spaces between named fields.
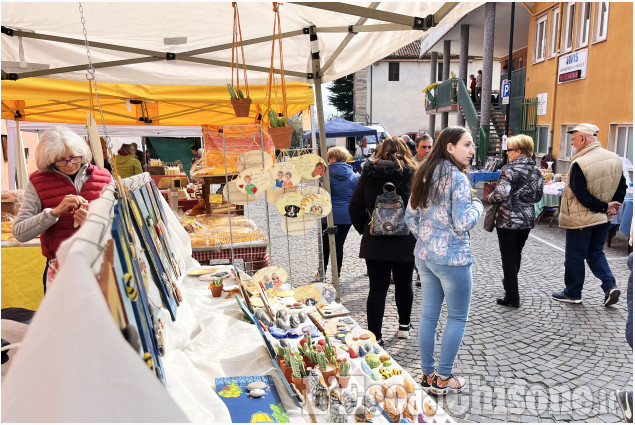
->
xmin=420 ymin=371 xmax=436 ymax=393
xmin=415 ymin=280 xmax=421 ymax=287
xmin=496 ymin=298 xmax=519 ymax=308
xmin=430 ymin=374 xmax=466 ymax=395
xmin=376 ymin=338 xmax=385 ymax=348
xmin=616 ymin=390 xmax=633 ymax=423
xmin=552 ymin=292 xmax=582 ymax=304
xmin=604 ymin=288 xmax=621 ymax=307
xmin=397 ymin=324 xmax=412 ymax=339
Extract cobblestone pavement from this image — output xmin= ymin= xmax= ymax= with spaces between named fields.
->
xmin=243 ymin=195 xmax=633 ymax=423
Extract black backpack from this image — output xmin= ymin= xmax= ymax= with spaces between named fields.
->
xmin=368 ymin=182 xmax=409 ymax=236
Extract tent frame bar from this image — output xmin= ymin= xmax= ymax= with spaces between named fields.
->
xmin=1 ymin=3 xmax=456 ymax=81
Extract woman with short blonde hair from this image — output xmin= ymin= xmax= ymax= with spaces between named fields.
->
xmin=486 ymin=134 xmax=543 ymax=308
xmin=327 ymin=146 xmax=351 ymax=163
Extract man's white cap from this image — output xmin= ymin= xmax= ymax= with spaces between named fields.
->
xmin=567 ymin=123 xmax=599 ymax=136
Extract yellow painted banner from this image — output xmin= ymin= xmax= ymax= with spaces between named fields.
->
xmin=1 ymin=246 xmax=46 ymax=311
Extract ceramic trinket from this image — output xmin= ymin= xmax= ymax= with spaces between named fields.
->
xmin=289 ymin=314 xmax=301 ymax=328
xmin=249 ymin=388 xmax=265 ymax=398
xmin=341 ymin=389 xmax=357 ymax=413
xmin=276 ymin=309 xmax=288 ymax=321
xmin=383 ymin=399 xmax=400 ymax=422
xmin=254 ymin=309 xmax=273 ymax=327
xmin=362 ymin=393 xmax=379 ymax=415
xmin=274 ymin=317 xmax=289 ymax=331
xmin=298 ymin=311 xmax=308 ymax=322
xmin=329 ymin=404 xmax=348 ymax=423
xmin=246 ymin=381 xmax=267 ymax=391
xmin=354 ymin=406 xmax=373 ymax=423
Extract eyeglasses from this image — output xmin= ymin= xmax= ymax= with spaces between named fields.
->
xmin=53 ymin=156 xmax=83 ymax=167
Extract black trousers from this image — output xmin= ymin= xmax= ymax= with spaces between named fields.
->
xmin=42 ymin=259 xmax=49 ymax=295
xmin=365 ymin=259 xmax=414 ymax=340
xmin=321 ymin=224 xmax=351 ymax=277
xmin=496 ymin=227 xmax=531 ymax=306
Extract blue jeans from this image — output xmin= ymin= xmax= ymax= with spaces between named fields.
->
xmin=417 ymin=259 xmax=472 ymax=377
xmin=563 ymin=222 xmax=617 ymax=299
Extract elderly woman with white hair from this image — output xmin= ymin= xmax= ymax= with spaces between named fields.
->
xmin=13 ymin=126 xmax=112 ymax=292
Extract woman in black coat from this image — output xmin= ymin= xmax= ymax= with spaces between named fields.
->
xmin=349 ymin=136 xmax=417 ymax=346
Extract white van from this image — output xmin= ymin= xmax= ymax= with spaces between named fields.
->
xmin=355 ymin=123 xmax=389 ymax=156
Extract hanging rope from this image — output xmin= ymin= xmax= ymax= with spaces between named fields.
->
xmin=79 ymin=2 xmax=111 ymax=150
xmin=266 ymin=2 xmax=288 ymax=128
xmin=231 ymin=2 xmax=249 ymax=99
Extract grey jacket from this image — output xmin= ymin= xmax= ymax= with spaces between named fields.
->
xmin=486 ymin=156 xmax=543 ymax=230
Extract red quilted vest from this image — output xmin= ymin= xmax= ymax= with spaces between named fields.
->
xmin=30 ymin=164 xmax=112 ymax=259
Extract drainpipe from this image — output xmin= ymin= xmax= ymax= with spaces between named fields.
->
xmin=458 ymin=24 xmax=470 ymax=127
xmin=441 ymin=40 xmax=451 ymax=129
xmin=549 ymin=3 xmax=565 ymax=163
xmin=369 ymin=65 xmax=373 ymax=125
xmin=429 ymin=52 xmax=438 ymax=135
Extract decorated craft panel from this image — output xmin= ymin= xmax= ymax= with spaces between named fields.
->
xmin=252 ymin=266 xmax=288 ymax=291
xmin=215 ymin=375 xmax=288 ymax=423
xmin=236 ymin=150 xmax=275 ymax=172
xmin=276 ymin=192 xmax=304 ymax=218
xmin=300 ymin=192 xmax=332 ymax=217
xmin=280 ymin=215 xmax=315 ymax=236
xmin=268 ymin=161 xmax=301 ymax=189
xmin=236 ymin=168 xmax=271 ymax=197
xmin=296 ymin=153 xmax=326 ymax=180
xmin=223 ymin=179 xmax=258 ymax=205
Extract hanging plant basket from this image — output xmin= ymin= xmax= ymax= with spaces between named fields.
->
xmin=268 ymin=126 xmax=293 ymax=149
xmin=230 ymin=97 xmax=252 ymax=117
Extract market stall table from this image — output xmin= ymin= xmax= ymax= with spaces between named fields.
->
xmin=535 ymin=183 xmax=564 ymax=227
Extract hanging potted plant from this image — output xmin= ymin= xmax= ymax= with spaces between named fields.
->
xmin=229 ymin=2 xmax=252 ymax=117
xmin=209 ymin=277 xmax=224 ymax=298
xmin=265 ymin=2 xmax=293 ymax=149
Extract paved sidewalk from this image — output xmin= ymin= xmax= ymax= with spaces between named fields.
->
xmin=245 ymin=197 xmax=633 ymax=422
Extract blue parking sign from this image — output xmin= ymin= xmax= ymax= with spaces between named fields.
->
xmin=502 ymin=80 xmax=510 ymax=105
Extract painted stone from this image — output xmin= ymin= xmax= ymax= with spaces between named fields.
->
xmin=322 ymin=285 xmax=337 ymax=303
xmin=249 ymin=388 xmax=265 ymax=398
xmin=286 ymin=329 xmax=303 ymax=338
xmin=279 ymin=339 xmax=290 ymax=348
xmin=255 ymin=310 xmax=273 ymax=327
xmin=289 ymin=314 xmax=301 ymax=328
xmin=274 ymin=318 xmax=289 ymax=331
xmin=247 ymin=381 xmax=267 ymax=390
xmin=362 ymin=394 xmax=379 ymax=414
xmin=276 ymin=310 xmax=288 ymax=321
xmin=298 ymin=311 xmax=308 ymax=322
xmin=268 ymin=326 xmax=287 ymax=338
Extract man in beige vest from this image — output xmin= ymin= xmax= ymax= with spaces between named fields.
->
xmin=553 ymin=123 xmax=627 ymax=306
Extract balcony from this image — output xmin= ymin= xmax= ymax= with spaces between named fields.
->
xmin=424 ymin=79 xmax=460 ymax=113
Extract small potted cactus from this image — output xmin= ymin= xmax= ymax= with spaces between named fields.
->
xmin=336 ymin=358 xmax=351 ymax=388
xmin=282 ymin=348 xmax=294 ymax=383
xmin=209 ymin=277 xmax=224 ymax=297
xmin=274 ymin=344 xmax=285 ymax=368
xmin=291 ymin=353 xmax=309 ymax=392
xmin=317 ymin=351 xmax=338 ymax=384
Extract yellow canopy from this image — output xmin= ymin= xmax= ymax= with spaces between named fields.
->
xmin=1 ymin=77 xmax=314 ymax=127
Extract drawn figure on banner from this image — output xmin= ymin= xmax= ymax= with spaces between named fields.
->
xmin=236 ymin=149 xmax=274 ymax=172
xmin=253 ymin=266 xmax=289 ymax=293
xmin=285 ymin=205 xmax=301 ymax=218
xmin=262 ymin=274 xmax=273 ymax=291
xmin=283 ymin=172 xmax=294 ymax=188
xmin=236 ymin=168 xmax=271 ymax=197
xmin=272 ymin=272 xmax=283 ymax=289
xmin=300 ymin=192 xmax=332 ymax=218
xmin=244 ymin=175 xmax=257 ymax=195
xmin=276 ymin=192 xmax=304 ymax=218
xmin=272 ymin=171 xmax=285 ymax=189
xmin=296 ymin=153 xmax=327 ymax=180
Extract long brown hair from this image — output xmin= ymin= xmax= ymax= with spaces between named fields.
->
xmin=372 ymin=136 xmax=416 ymax=171
xmin=410 ymin=126 xmax=469 ymax=209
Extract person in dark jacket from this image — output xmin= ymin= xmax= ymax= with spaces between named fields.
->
xmin=318 ymin=146 xmax=358 ymax=280
xmin=349 ymin=136 xmax=417 ymax=346
xmin=487 ymin=134 xmax=544 ymax=308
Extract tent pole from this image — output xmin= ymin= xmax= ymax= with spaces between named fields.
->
xmin=14 ymin=120 xmax=28 ymax=189
xmin=310 ymin=29 xmax=341 ymax=302
xmin=6 ymin=120 xmax=17 ymax=190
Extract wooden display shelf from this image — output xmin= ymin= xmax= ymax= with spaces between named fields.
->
xmin=201 ymin=175 xmax=244 ymax=215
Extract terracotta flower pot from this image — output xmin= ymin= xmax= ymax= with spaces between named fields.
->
xmin=231 ymin=97 xmax=252 ymax=117
xmin=292 ymin=375 xmax=309 ymax=392
xmin=336 ymin=374 xmax=350 ymax=389
xmin=281 ymin=364 xmax=294 ymax=384
xmin=320 ymin=364 xmax=338 ymax=385
xmin=210 ymin=285 xmax=223 ymax=297
xmin=267 ymin=126 xmax=293 ymax=149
